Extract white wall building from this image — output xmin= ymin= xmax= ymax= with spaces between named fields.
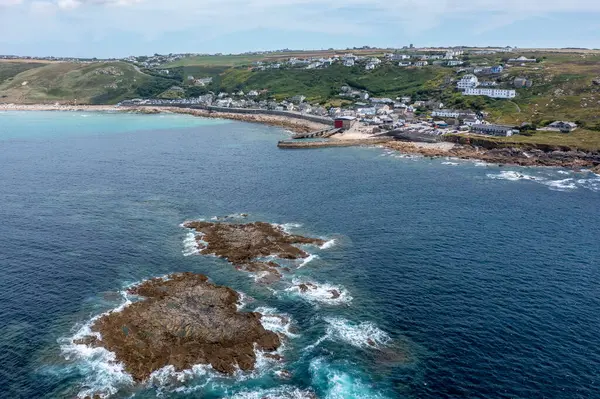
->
xmin=457 ymin=74 xmax=479 ymax=90
xmin=463 ymin=88 xmax=516 ymax=99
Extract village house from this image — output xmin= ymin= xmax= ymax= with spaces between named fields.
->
xmin=513 ymin=77 xmax=533 ymax=88
xmin=463 ymin=88 xmax=516 ymax=99
xmin=398 ymin=61 xmax=412 ymax=67
xmin=415 ymin=61 xmax=429 ymax=67
xmin=457 ymin=74 xmax=479 ymax=90
xmin=548 ymin=121 xmax=578 ymax=133
xmin=447 ymin=60 xmax=464 ymax=66
xmin=508 ymin=56 xmax=537 ymax=63
xmin=334 ymin=116 xmax=357 ymax=130
xmin=471 ymin=124 xmax=519 ymax=136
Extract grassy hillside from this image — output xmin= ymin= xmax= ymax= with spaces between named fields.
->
xmin=0 ymin=62 xmax=176 ymax=104
xmin=0 ymin=61 xmax=49 ymax=84
xmin=209 ymin=64 xmax=448 ymax=103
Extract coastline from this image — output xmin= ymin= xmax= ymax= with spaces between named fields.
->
xmin=384 ymin=141 xmax=600 ymax=174
xmin=0 ymin=104 xmax=330 ymax=134
xmin=3 ymin=104 xmax=599 ymax=173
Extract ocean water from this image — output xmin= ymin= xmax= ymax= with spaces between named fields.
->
xmin=1 ymin=111 xmax=600 ymax=398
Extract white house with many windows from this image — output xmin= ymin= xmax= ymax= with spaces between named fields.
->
xmin=457 ymin=74 xmax=479 ymax=90
xmin=463 ymin=88 xmax=516 ymax=99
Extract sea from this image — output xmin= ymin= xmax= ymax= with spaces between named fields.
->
xmin=1 ymin=110 xmax=599 ymax=399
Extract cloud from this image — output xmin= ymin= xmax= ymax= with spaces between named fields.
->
xmin=0 ymin=0 xmax=23 ymax=6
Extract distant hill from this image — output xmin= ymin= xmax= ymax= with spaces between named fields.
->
xmin=0 ymin=61 xmax=176 ymax=104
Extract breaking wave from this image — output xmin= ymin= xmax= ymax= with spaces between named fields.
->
xmin=255 ymin=306 xmax=299 ymax=339
xmin=309 ymin=358 xmax=389 ymax=399
xmin=323 ymin=317 xmax=391 ymax=349
xmin=320 ymin=239 xmax=336 ymax=249
xmin=284 ymin=280 xmax=352 ymax=306
xmin=229 ymin=386 xmax=316 ymax=399
xmin=486 ymin=170 xmax=600 ymax=192
xmin=58 ymin=291 xmax=135 ymax=398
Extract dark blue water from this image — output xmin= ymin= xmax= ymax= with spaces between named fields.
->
xmin=1 ymin=111 xmax=600 ymax=399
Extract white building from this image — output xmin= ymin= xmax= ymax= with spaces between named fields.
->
xmin=432 ymin=109 xmax=461 ymax=118
xmin=457 ymin=74 xmax=479 ymax=90
xmin=463 ymin=88 xmax=516 ymax=99
xmin=447 ymin=60 xmax=464 ymax=67
xmin=398 ymin=61 xmax=412 ymax=67
xmin=415 ymin=61 xmax=428 ymax=67
xmin=365 ymin=62 xmax=377 ymax=70
xmin=344 ymin=59 xmax=355 ymax=67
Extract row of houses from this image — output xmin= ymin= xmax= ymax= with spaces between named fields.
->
xmin=456 ymin=74 xmax=516 ymax=99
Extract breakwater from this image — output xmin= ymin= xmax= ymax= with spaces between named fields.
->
xmin=277 ymin=138 xmax=393 ymax=149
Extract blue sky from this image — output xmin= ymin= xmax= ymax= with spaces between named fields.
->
xmin=1 ymin=0 xmax=599 ymax=57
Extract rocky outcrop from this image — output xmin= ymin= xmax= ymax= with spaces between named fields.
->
xmin=182 ymin=221 xmax=325 ymax=281
xmin=385 ymin=141 xmax=600 ymax=170
xmin=77 ymin=273 xmax=281 ymax=382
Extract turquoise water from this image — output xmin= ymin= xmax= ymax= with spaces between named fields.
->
xmin=1 ymin=111 xmax=600 ymax=398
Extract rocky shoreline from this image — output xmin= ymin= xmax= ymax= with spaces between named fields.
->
xmin=75 ymin=273 xmax=281 ymax=382
xmin=385 ymin=141 xmax=600 ymax=173
xmin=183 ymin=220 xmax=325 ymax=282
xmin=0 ymin=104 xmax=329 ymax=134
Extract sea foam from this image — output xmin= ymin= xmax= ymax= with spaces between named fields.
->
xmin=230 ymin=386 xmax=316 ymax=399
xmin=309 ymin=357 xmax=388 ymax=399
xmin=284 ymin=279 xmax=352 ymax=306
xmin=323 ymin=317 xmax=391 ymax=349
xmin=59 ymin=290 xmax=135 ymax=398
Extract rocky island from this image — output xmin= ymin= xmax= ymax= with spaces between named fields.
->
xmin=76 ymin=273 xmax=281 ymax=382
xmin=182 ymin=221 xmax=325 ymax=281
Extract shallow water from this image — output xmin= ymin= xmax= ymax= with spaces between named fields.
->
xmin=1 ymin=111 xmax=600 ymax=398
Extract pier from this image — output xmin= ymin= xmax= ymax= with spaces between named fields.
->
xmin=277 ymin=137 xmax=392 ymax=149
xmin=291 ymin=128 xmax=341 ymax=139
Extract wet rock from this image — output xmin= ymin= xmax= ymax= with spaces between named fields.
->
xmin=182 ymin=221 xmax=325 ymax=281
xmin=276 ymin=369 xmax=293 ymax=379
xmin=80 ymin=273 xmax=281 ymax=382
xmin=329 ymin=290 xmax=341 ymax=299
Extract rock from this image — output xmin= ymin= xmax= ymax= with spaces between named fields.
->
xmin=182 ymin=221 xmax=325 ymax=281
xmin=276 ymin=369 xmax=293 ymax=379
xmin=329 ymin=289 xmax=341 ymax=299
xmin=80 ymin=273 xmax=281 ymax=382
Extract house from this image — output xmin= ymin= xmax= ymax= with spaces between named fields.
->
xmin=248 ymin=90 xmax=259 ymax=97
xmin=457 ymin=74 xmax=479 ymax=90
xmin=432 ymin=109 xmax=461 ymax=118
xmin=462 ymin=117 xmax=482 ymax=126
xmin=291 ymin=95 xmax=306 ymax=104
xmin=306 ymin=62 xmax=323 ymax=69
xmin=370 ymin=97 xmax=394 ymax=104
xmin=334 ymin=116 xmax=357 ymax=130
xmin=513 ymin=77 xmax=533 ymax=88
xmin=471 ymin=124 xmax=519 ymax=137
xmin=463 ymin=88 xmax=516 ymax=99
xmin=490 ymin=65 xmax=504 ymax=74
xmin=344 ymin=59 xmax=355 ymax=67
xmin=398 ymin=61 xmax=412 ymax=67
xmin=478 ymin=81 xmax=498 ymax=87
xmin=508 ymin=56 xmax=537 ymax=63
xmin=548 ymin=121 xmax=577 ymax=132
xmin=415 ymin=61 xmax=429 ymax=67
xmin=447 ymin=60 xmax=464 ymax=67
xmin=365 ymin=62 xmax=377 ymax=70
xmin=434 ymin=121 xmax=449 ymax=128
xmin=401 ymin=96 xmax=411 ymax=104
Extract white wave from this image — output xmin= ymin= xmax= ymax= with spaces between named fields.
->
xmin=236 ymin=292 xmax=251 ymax=311
xmin=230 ymin=386 xmax=316 ymax=399
xmin=320 ymin=239 xmax=336 ymax=249
xmin=309 ymin=358 xmax=388 ymax=399
xmin=487 ymin=171 xmax=542 ymax=182
xmin=276 ymin=222 xmax=303 ymax=234
xmin=323 ymin=317 xmax=391 ymax=349
xmin=441 ymin=161 xmax=459 ymax=166
xmin=542 ymin=178 xmax=578 ymax=191
xmin=284 ymin=280 xmax=352 ymax=306
xmin=59 ymin=291 xmax=135 ymax=398
xmin=474 ymin=162 xmax=488 ymax=167
xmin=182 ymin=231 xmax=200 ymax=256
xmin=254 ymin=306 xmax=299 ymax=338
xmin=557 ymin=170 xmax=571 ymax=175
xmin=298 ymin=254 xmax=318 ymax=268
xmin=182 ymin=229 xmax=208 ymax=257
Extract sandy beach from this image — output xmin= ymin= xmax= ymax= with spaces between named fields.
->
xmin=0 ymin=104 xmax=330 ymax=134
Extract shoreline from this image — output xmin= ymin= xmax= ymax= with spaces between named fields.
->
xmin=0 ymin=104 xmax=330 ymax=134
xmin=3 ymin=104 xmax=599 ymax=173
xmin=384 ymin=141 xmax=600 ymax=174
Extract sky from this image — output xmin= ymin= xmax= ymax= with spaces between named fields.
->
xmin=1 ymin=0 xmax=600 ymax=57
